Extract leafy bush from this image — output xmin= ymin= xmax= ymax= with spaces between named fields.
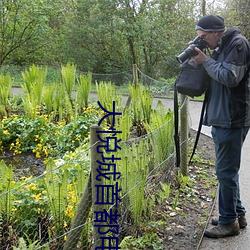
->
xmin=0 ymin=106 xmax=100 ymax=158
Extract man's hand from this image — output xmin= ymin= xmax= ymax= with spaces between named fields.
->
xmin=192 ymin=47 xmax=207 ymax=64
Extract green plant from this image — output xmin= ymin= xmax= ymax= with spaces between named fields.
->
xmin=119 ymin=233 xmax=163 ymax=249
xmin=21 ymin=65 xmax=47 ymax=118
xmin=117 ymin=139 xmax=152 ymax=225
xmin=60 ymin=62 xmax=76 ymax=102
xmin=178 ymin=172 xmax=193 ymax=189
xmin=145 ymin=100 xmax=174 ymax=164
xmin=129 ymin=83 xmax=153 ymax=127
xmin=141 ymin=89 xmax=153 ymax=124
xmin=0 ymin=73 xmax=12 ymax=117
xmin=0 ymin=109 xmax=100 ymax=158
xmin=96 ymin=81 xmax=122 ymax=127
xmin=158 ymin=182 xmax=171 ymax=202
xmin=172 ymin=190 xmax=180 ymax=210
xmin=12 ymin=177 xmax=49 ymax=241
xmin=0 ymin=115 xmax=57 ymax=157
xmin=42 ymin=159 xmax=69 ymax=244
xmin=52 ymin=83 xmax=66 ymax=121
xmin=76 ymin=72 xmax=92 ymax=111
xmin=0 ymin=161 xmax=17 ymax=248
xmin=13 ymin=237 xmax=40 ymax=250
xmin=117 ymin=109 xmax=132 ymax=141
xmin=12 ymin=232 xmax=50 ymax=250
xmin=43 ymin=84 xmax=56 ymax=114
xmin=0 ymin=161 xmax=15 ymax=222
xmin=52 ymin=80 xmax=75 ymax=122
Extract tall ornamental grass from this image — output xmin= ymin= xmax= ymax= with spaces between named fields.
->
xmin=21 ymin=65 xmax=47 ymax=118
xmin=76 ymin=72 xmax=92 ymax=112
xmin=61 ymin=63 xmax=76 ymax=102
xmin=0 ymin=73 xmax=12 ymax=117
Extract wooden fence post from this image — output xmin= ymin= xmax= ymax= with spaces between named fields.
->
xmin=125 ymin=64 xmax=138 ymax=110
xmin=133 ymin=63 xmax=138 ymax=86
xmin=63 ymin=124 xmax=104 ymax=250
xmin=90 ymin=124 xmax=105 ymax=249
xmin=63 ymin=175 xmax=92 ymax=250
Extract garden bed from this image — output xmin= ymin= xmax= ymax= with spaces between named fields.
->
xmin=0 ymin=129 xmax=217 ymax=250
xmin=161 ymin=131 xmax=217 ymax=250
xmin=0 ymin=152 xmax=45 ymax=180
xmin=115 ymin=130 xmax=217 ymax=250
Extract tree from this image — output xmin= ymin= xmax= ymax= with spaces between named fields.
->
xmin=220 ymin=0 xmax=250 ymax=39
xmin=0 ymin=0 xmax=230 ymax=79
xmin=0 ymin=0 xmax=78 ymax=66
xmin=63 ymin=0 xmax=129 ymax=73
xmin=66 ymin=0 xmax=200 ymax=78
xmin=0 ymin=0 xmax=48 ymax=65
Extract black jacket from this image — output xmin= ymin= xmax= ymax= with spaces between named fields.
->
xmin=203 ymin=26 xmax=250 ymax=128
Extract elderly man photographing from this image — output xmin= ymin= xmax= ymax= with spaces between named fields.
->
xmin=192 ymin=15 xmax=250 ymax=238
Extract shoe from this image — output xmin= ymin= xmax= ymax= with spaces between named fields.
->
xmin=204 ymin=222 xmax=240 ymax=238
xmin=211 ymin=214 xmax=247 ymax=229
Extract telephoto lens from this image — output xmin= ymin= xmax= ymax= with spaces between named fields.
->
xmin=176 ymin=36 xmax=208 ymax=63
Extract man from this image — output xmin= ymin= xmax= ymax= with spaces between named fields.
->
xmin=192 ymin=15 xmax=250 ymax=238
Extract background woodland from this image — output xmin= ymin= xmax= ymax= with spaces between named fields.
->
xmin=0 ymin=0 xmax=249 ymax=81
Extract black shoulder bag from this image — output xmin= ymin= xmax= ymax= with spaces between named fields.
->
xmin=174 ymin=58 xmax=210 ymax=168
xmin=175 ymin=58 xmax=208 ymax=97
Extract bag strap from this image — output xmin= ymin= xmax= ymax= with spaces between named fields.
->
xmin=174 ymin=48 xmax=211 ymax=167
xmin=188 ymin=91 xmax=208 ymax=164
xmin=174 ymin=80 xmax=180 ymax=168
xmin=174 ymin=80 xmax=208 ymax=167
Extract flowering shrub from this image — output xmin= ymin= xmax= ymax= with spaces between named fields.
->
xmin=9 ymin=154 xmax=90 ymax=244
xmin=0 ymin=105 xmax=100 ymax=158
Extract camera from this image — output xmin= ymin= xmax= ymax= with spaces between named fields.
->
xmin=176 ymin=36 xmax=208 ymax=64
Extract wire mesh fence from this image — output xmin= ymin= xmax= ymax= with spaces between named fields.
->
xmin=0 ymin=64 xmax=175 ymax=97
xmin=0 ymin=65 xmax=190 ymax=249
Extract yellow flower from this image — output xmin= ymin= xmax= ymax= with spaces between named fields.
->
xmin=71 ymin=195 xmax=76 ymax=204
xmin=14 ymin=149 xmax=22 ymax=155
xmin=65 ymin=205 xmax=74 ymax=218
xmin=43 ymin=147 xmax=49 ymax=157
xmin=3 ymin=130 xmax=9 ymax=135
xmin=26 ymin=183 xmax=37 ymax=191
xmin=32 ymin=193 xmax=42 ymax=201
xmin=36 ymin=152 xmax=41 ymax=159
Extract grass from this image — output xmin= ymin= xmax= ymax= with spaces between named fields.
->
xmin=1 ymin=65 xmax=181 ymax=98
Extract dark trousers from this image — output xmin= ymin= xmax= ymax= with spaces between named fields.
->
xmin=211 ymin=126 xmax=249 ymax=225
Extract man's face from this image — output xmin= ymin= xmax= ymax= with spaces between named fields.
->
xmin=196 ymin=30 xmax=221 ymax=49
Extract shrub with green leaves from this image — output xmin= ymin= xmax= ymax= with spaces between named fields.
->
xmin=0 ymin=106 xmax=100 ymax=158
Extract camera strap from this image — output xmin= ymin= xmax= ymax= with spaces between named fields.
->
xmin=174 ymin=85 xmax=208 ymax=168
xmin=174 ymin=82 xmax=181 ymax=168
xmin=189 ymin=91 xmax=208 ymax=164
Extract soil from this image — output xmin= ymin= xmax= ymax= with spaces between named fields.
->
xmin=119 ymin=130 xmax=217 ymax=250
xmin=159 ymin=130 xmax=217 ymax=250
xmin=0 ymin=152 xmax=45 ymax=180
